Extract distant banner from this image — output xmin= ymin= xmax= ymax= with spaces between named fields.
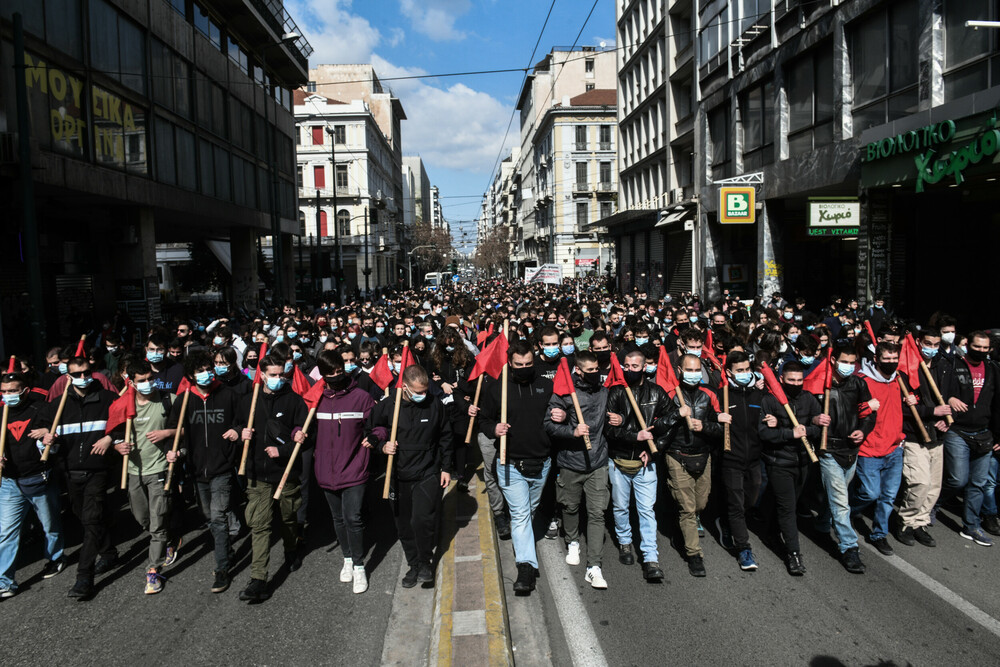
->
xmin=525 ymin=263 xmax=563 ymax=284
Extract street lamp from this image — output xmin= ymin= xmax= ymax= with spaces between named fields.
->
xmin=408 ymin=244 xmax=435 ymax=288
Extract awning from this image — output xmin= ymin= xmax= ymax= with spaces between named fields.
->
xmin=583 ymin=208 xmax=656 ymax=233
xmin=655 ymin=209 xmax=695 ymax=227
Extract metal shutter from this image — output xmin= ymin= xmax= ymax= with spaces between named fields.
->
xmin=649 ymin=230 xmax=664 ymax=298
xmin=665 ymin=229 xmax=692 ymax=295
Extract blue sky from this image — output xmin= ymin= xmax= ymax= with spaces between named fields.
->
xmin=284 ymin=0 xmax=617 ymax=247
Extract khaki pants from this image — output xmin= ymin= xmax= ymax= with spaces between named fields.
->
xmin=557 ymin=466 xmax=610 ymax=567
xmin=245 ymin=479 xmax=301 ymax=581
xmin=898 ymin=441 xmax=944 ymax=529
xmin=665 ymin=455 xmax=711 ymax=557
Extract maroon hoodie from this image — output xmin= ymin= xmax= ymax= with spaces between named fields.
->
xmin=312 ymin=378 xmax=387 ymax=491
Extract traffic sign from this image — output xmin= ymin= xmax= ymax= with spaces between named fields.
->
xmin=719 ymin=187 xmax=756 ymax=224
xmin=452 ymin=274 xmax=461 ymax=283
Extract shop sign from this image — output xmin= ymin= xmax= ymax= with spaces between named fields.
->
xmin=719 ymin=187 xmax=755 ymax=224
xmin=574 ymin=258 xmax=597 ymax=266
xmin=809 ymin=200 xmax=860 ymax=227
xmin=721 ymin=264 xmax=748 ymax=283
xmin=864 ymin=121 xmax=956 ymax=162
xmin=808 ymin=227 xmax=858 ymax=237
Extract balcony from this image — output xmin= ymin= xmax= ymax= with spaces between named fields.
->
xmin=575 ymin=143 xmax=588 ymax=151
xmin=574 ymin=181 xmax=590 ymax=193
xmin=211 ymin=0 xmax=314 ymax=84
xmin=597 ymin=181 xmax=616 ymax=192
xmin=297 ymin=186 xmax=361 ymax=199
xmin=599 ymin=142 xmax=612 ymax=151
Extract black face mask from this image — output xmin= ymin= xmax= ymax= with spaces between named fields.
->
xmin=676 ymin=322 xmax=690 ymax=333
xmin=570 ymin=326 xmax=583 ymax=335
xmin=878 ymin=361 xmax=898 ymax=377
xmin=594 ymin=350 xmax=612 ymax=365
xmin=966 ymin=349 xmax=988 ymax=364
xmin=623 ymin=370 xmax=644 ymax=386
xmin=325 ymin=374 xmax=350 ymax=390
xmin=581 ymin=371 xmax=601 ymax=388
xmin=783 ymin=383 xmax=802 ymax=399
xmin=512 ymin=366 xmax=534 ymax=384
xmin=246 ymin=359 xmax=258 ymax=369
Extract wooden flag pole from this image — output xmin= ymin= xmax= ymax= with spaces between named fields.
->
xmin=383 ymin=347 xmax=390 ymax=398
xmin=0 ymin=403 xmax=8 ymax=488
xmin=499 ymin=321 xmax=509 ymax=465
xmin=41 ymin=380 xmax=72 ymax=462
xmin=781 ymin=402 xmax=819 ymax=463
xmin=163 ymin=390 xmax=190 ymax=491
xmin=383 ymin=341 xmax=409 ymax=499
xmin=820 ymin=389 xmax=831 ymax=451
xmin=569 ymin=389 xmax=592 ymax=450
xmin=919 ymin=360 xmax=954 ymax=426
xmin=674 ymin=386 xmax=695 ymax=431
xmin=238 ymin=381 xmax=262 ymax=476
xmin=464 ymin=375 xmax=483 ymax=444
xmin=723 ymin=382 xmax=731 ymax=452
xmin=897 ymin=377 xmax=931 ymax=443
xmin=273 ymin=407 xmax=317 ymax=500
xmin=120 ymin=417 xmax=133 ymax=490
xmin=624 ymin=385 xmax=657 ymax=454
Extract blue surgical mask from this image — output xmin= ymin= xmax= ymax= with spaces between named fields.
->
xmin=283 ymin=361 xmax=293 ymax=373
xmin=635 ymin=337 xmax=648 ymax=346
xmin=71 ymin=376 xmax=93 ymax=389
xmin=424 ymin=333 xmax=435 ymax=340
xmin=663 ymin=319 xmax=672 ymax=326
xmin=788 ymin=333 xmax=799 ymax=343
xmin=734 ymin=371 xmax=754 ymax=386
xmin=526 ymin=327 xmax=533 ymax=335
xmin=446 ymin=345 xmax=456 ymax=353
xmin=392 ymin=362 xmax=401 ymax=374
xmin=375 ymin=327 xmax=384 ymax=334
xmin=319 ymin=336 xmax=328 ymax=343
xmin=800 ymin=355 xmax=815 ymax=366
xmin=409 ymin=392 xmax=427 ymax=403
xmin=922 ymin=347 xmax=938 ymax=359
xmin=58 ymin=362 xmax=68 ymax=374
xmin=2 ymin=391 xmax=23 ymax=407
xmin=293 ymin=352 xmax=302 ymax=361
xmin=561 ymin=345 xmax=575 ymax=355
xmin=344 ymin=362 xmax=357 ymax=374
xmin=214 ymin=365 xmax=229 ymax=377
xmin=146 ymin=351 xmax=163 ymax=364
xmin=274 ymin=335 xmax=285 ymax=343
xmin=135 ymin=381 xmax=153 ymax=395
xmin=646 ymin=364 xmax=657 ymax=374
xmin=687 ymin=348 xmax=702 ymax=358
xmin=682 ymin=371 xmax=702 ymax=385
xmin=837 ymin=362 xmax=856 ymax=377
xmin=194 ymin=370 xmax=214 ymax=386
xmin=213 ymin=336 xmax=225 ymax=346
xmin=348 ymin=332 xmax=357 ymax=340
xmin=287 ymin=331 xmax=298 ymax=339
xmin=266 ymin=376 xmax=286 ymax=391
xmin=542 ymin=346 xmax=559 ymax=358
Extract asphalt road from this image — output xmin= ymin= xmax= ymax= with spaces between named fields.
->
xmin=0 ymin=479 xmax=401 ymax=666
xmin=506 ymin=483 xmax=1000 ymax=667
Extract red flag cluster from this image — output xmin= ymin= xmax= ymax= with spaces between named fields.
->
xmin=476 ymin=322 xmax=495 ymax=347
xmin=395 ymin=346 xmax=416 ymax=389
xmin=760 ymin=364 xmax=788 ymax=405
xmin=291 ymin=365 xmax=312 ymax=396
xmin=301 ymin=379 xmax=327 ymax=409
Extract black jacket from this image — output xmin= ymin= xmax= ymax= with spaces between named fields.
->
xmin=220 ymin=370 xmax=253 ymax=398
xmin=663 ymin=383 xmax=723 ymax=456
xmin=897 ymin=360 xmax=948 ymax=444
xmin=172 ymin=382 xmax=241 ymax=481
xmin=759 ymin=391 xmax=821 ymax=468
xmin=369 ymin=395 xmax=453 ymax=482
xmin=55 ymin=385 xmax=117 ymax=472
xmin=947 ymin=358 xmax=1000 ymax=436
xmin=605 ymin=380 xmax=673 ymax=461
xmin=717 ymin=383 xmax=764 ymax=469
xmin=1 ymin=395 xmax=54 ymax=479
xmin=236 ymin=385 xmax=311 ymax=485
xmin=544 ymin=375 xmax=609 ymax=473
xmin=818 ymin=374 xmax=876 ymax=453
xmin=478 ymin=369 xmax=553 ymax=461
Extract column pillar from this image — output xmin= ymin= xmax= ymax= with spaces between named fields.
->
xmin=231 ymin=228 xmax=259 ymax=307
xmin=756 ymin=202 xmax=783 ymax=299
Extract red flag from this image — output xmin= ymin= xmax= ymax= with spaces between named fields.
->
xmin=476 ymin=322 xmax=495 ymax=347
xmin=176 ymin=377 xmax=192 ymax=396
xmin=761 ymin=364 xmax=788 ymax=405
xmin=369 ymin=354 xmax=394 ymax=390
xmin=395 ymin=345 xmax=416 ymax=389
xmin=302 ymin=379 xmax=327 ymax=409
xmin=106 ymin=385 xmax=137 ymax=434
xmin=292 ymin=365 xmax=312 ymax=396
xmin=470 ymin=331 xmax=509 ymax=381
xmin=75 ymin=337 xmax=85 ymax=358
xmin=603 ymin=353 xmax=627 ymax=388
xmin=655 ymin=346 xmax=679 ymax=396
xmin=252 ymin=342 xmax=268 ymax=385
xmin=864 ymin=320 xmax=877 ymax=346
xmin=6 ymin=356 xmax=15 ymax=373
xmin=803 ymin=346 xmax=834 ymax=396
xmin=899 ymin=333 xmax=922 ymax=389
xmin=552 ymin=357 xmax=576 ymax=396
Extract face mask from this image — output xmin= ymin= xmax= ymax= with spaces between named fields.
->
xmin=58 ymin=362 xmax=68 ymax=374
xmin=213 ymin=336 xmax=225 ymax=346
xmin=877 ymin=361 xmax=898 ymax=377
xmin=542 ymin=346 xmax=559 ymax=358
xmin=246 ymin=358 xmax=258 ymax=369
xmin=266 ymin=376 xmax=286 ymax=391
xmin=146 ymin=351 xmax=163 ymax=364
xmin=283 ymin=361 xmax=293 ymax=373
xmin=580 ymin=371 xmax=601 ymax=387
xmin=198 ymin=325 xmax=205 ymax=332
xmin=274 ymin=335 xmax=285 ymax=344
xmin=645 ymin=364 xmax=657 ymax=374
xmin=424 ymin=333 xmax=434 ymax=340
xmin=319 ymin=336 xmax=328 ymax=343
xmin=291 ymin=352 xmax=302 ymax=362
xmin=392 ymin=362 xmax=401 ymax=374
xmin=408 ymin=391 xmax=427 ymax=403
xmin=345 ymin=332 xmax=356 ymax=341
xmin=783 ymin=383 xmax=802 ymax=398
xmin=921 ymin=346 xmax=938 ymax=359
xmin=959 ymin=345 xmax=968 ymax=355
xmin=682 ymin=371 xmax=702 ymax=386
xmin=526 ymin=327 xmax=534 ymax=335
xmin=512 ymin=367 xmax=534 ymax=384
xmin=376 ymin=327 xmax=385 ymax=335
xmin=595 ymin=350 xmax=612 ymax=365
xmin=195 ymin=370 xmax=214 ymax=386
xmin=635 ymin=337 xmax=649 ymax=346
xmin=800 ymin=355 xmax=815 ymax=366
xmin=106 ymin=346 xmax=118 ymax=354
xmin=733 ymin=371 xmax=753 ymax=386
xmin=787 ymin=333 xmax=799 ymax=343
xmin=837 ymin=362 xmax=856 ymax=377
xmin=779 ymin=343 xmax=789 ymax=354
xmin=561 ymin=345 xmax=575 ymax=355
xmin=214 ymin=365 xmax=229 ymax=377
xmin=966 ymin=349 xmax=988 ymax=364
xmin=2 ymin=391 xmax=23 ymax=407
xmin=686 ymin=348 xmax=702 ymax=358
xmin=783 ymin=312 xmax=793 ymax=320
xmin=287 ymin=331 xmax=298 ymax=339
xmin=621 ymin=369 xmax=642 ymax=385
xmin=435 ymin=309 xmax=442 ymax=315
xmin=941 ymin=332 xmax=956 ymax=345
xmin=135 ymin=381 xmax=153 ymax=395
xmin=663 ymin=319 xmax=672 ymax=326
xmin=326 ymin=374 xmax=351 ymax=390
xmin=300 ymin=337 xmax=310 ymax=344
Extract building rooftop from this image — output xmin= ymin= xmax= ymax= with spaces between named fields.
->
xmin=569 ymin=89 xmax=616 ymax=107
xmin=293 ymin=89 xmax=347 ymax=106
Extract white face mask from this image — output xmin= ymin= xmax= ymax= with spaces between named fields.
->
xmin=941 ymin=332 xmax=956 ymax=345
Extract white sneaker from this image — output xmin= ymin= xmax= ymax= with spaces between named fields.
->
xmin=352 ymin=565 xmax=368 ymax=594
xmin=340 ymin=558 xmax=353 ymax=583
xmin=585 ymin=566 xmax=608 ymax=589
xmin=566 ymin=541 xmax=581 ymax=566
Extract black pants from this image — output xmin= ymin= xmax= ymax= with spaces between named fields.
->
xmin=765 ymin=463 xmax=808 ymax=553
xmin=393 ymin=475 xmax=441 ymax=568
xmin=66 ymin=470 xmax=116 ymax=580
xmin=721 ymin=464 xmax=762 ymax=551
xmin=297 ymin=448 xmax=313 ymax=525
xmin=325 ymin=483 xmax=367 ymax=563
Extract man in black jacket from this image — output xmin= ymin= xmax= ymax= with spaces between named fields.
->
xmin=0 ymin=372 xmax=65 ymax=597
xmin=478 ymin=341 xmax=553 ymax=594
xmin=760 ymin=361 xmax=821 ymax=576
xmin=810 ymin=346 xmax=875 ymax=573
xmin=41 ymin=356 xmax=118 ymax=599
xmin=663 ymin=354 xmax=723 ymax=577
xmin=372 ymin=364 xmax=453 ymax=588
xmin=169 ymin=351 xmax=241 ymax=594
xmin=236 ymin=354 xmax=310 ymax=602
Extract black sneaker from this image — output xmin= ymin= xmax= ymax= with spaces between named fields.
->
xmin=67 ymin=578 xmax=95 ymax=600
xmin=618 ymin=543 xmax=635 ymax=566
xmin=239 ymin=578 xmax=271 ymax=602
xmin=913 ymin=526 xmax=936 ymax=547
xmin=417 ymin=563 xmax=435 ymax=585
xmin=211 ymin=570 xmax=231 ymax=594
xmin=401 ymin=566 xmax=419 ymax=589
xmin=642 ymin=561 xmax=664 ymax=581
xmin=41 ymin=557 xmax=67 ymax=579
xmin=786 ymin=552 xmax=805 ymax=576
xmin=870 ymin=537 xmax=894 ymax=556
xmin=93 ymin=555 xmax=119 ymax=576
xmin=494 ymin=513 xmax=511 ymax=541
xmin=982 ymin=515 xmax=1000 ymax=536
xmin=513 ymin=562 xmax=537 ymax=594
xmin=894 ymin=526 xmax=916 ymax=547
xmin=840 ymin=547 xmax=866 ymax=574
xmin=687 ymin=555 xmax=706 ymax=578
xmin=457 ymin=481 xmax=469 ymax=493
xmin=284 ymin=550 xmax=303 ymax=572
xmin=544 ymin=520 xmax=559 ymax=540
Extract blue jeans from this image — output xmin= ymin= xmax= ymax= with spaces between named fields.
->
xmin=196 ymin=473 xmax=234 ymax=573
xmin=608 ymin=460 xmax=658 ymax=562
xmin=941 ymin=431 xmax=992 ymax=532
xmin=0 ymin=475 xmax=65 ymax=591
xmin=850 ymin=445 xmax=903 ymax=541
xmin=817 ymin=454 xmax=858 ymax=553
xmin=982 ymin=456 xmax=998 ymax=518
xmin=497 ymin=459 xmax=551 ymax=569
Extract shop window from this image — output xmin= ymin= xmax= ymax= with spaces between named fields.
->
xmin=708 ymin=105 xmax=731 ymax=180
xmin=741 ymin=79 xmax=774 ymax=169
xmin=943 ymin=0 xmax=1000 ymax=100
xmin=850 ymin=0 xmax=919 ymax=133
xmin=787 ymin=45 xmax=833 ymax=157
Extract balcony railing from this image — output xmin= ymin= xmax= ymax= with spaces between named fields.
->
xmin=298 ymin=186 xmax=361 ymax=199
xmin=599 ymin=142 xmax=612 ymax=150
xmin=575 ymin=143 xmax=588 ymax=151
xmin=246 ymin=0 xmax=314 ymax=71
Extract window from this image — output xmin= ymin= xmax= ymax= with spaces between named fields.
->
xmin=576 ymin=202 xmax=589 ymax=230
xmin=576 ymin=162 xmax=589 ymax=189
xmin=319 ymin=210 xmax=328 ymax=237
xmin=168 ymin=0 xmax=186 ymax=18
xmin=850 ymin=0 xmax=919 ymax=132
xmin=600 ymin=201 xmax=613 ymax=220
xmin=741 ymin=80 xmax=775 ymax=169
xmin=175 ymin=127 xmax=196 ymax=191
xmin=700 ymin=6 xmax=729 ymax=64
xmin=297 ymin=165 xmax=303 ymax=186
xmin=307 ymin=81 xmax=317 ymax=93
xmin=333 ymin=125 xmax=346 ymax=144
xmin=214 ymin=145 xmax=230 ymax=200
xmin=585 ymin=58 xmax=594 ymax=73
xmin=199 ymin=139 xmax=214 ymax=195
xmin=741 ymin=0 xmax=767 ymax=35
xmin=575 ymin=125 xmax=587 ymax=150
xmin=89 ymin=0 xmax=146 ymax=93
xmin=311 ymin=127 xmax=324 ymax=145
xmin=46 ymin=0 xmax=84 ymax=60
xmin=586 ymin=83 xmax=595 ymax=91
xmin=943 ymin=0 xmax=999 ymax=100
xmin=786 ymin=48 xmax=833 ymax=156
xmin=600 ymin=124 xmax=612 ymax=149
xmin=599 ymin=161 xmax=612 ymax=187
xmin=335 ymin=164 xmax=348 ymax=190
xmin=194 ymin=3 xmax=222 ymax=50
xmin=708 ymin=105 xmax=731 ymax=180
xmin=154 ymin=117 xmax=175 ymax=185
xmin=313 ymin=165 xmax=325 ymax=189
xmin=337 ymin=209 xmax=351 ymax=236
xmin=228 ymin=37 xmax=249 ymax=74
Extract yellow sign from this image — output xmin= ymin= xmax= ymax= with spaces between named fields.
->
xmin=719 ymin=187 xmax=756 ymax=224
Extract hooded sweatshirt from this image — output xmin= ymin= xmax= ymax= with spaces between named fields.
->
xmin=858 ymin=360 xmax=904 ymax=458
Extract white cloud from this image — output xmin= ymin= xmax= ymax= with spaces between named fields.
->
xmin=400 ymin=0 xmax=472 ymax=42
xmin=286 ymin=0 xmax=381 ymax=65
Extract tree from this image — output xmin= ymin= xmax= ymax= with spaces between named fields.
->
xmin=412 ymin=222 xmax=454 ymax=272
xmin=173 ymin=242 xmax=229 ymax=295
xmin=474 ymin=224 xmax=510 ymax=277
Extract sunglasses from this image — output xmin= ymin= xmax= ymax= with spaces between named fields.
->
xmin=68 ymin=371 xmax=92 ymax=378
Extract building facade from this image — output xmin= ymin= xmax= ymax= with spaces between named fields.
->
xmin=402 ymin=155 xmax=432 ymax=224
xmin=1 ymin=0 xmax=311 ymax=354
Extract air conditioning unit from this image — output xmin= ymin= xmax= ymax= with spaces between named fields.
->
xmin=683 ymin=220 xmax=695 ymax=231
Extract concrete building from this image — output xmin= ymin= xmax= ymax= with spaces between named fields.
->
xmin=402 ymin=155 xmax=431 ymax=224
xmin=401 ymin=161 xmax=418 ymax=229
xmin=1 ymin=0 xmax=311 ymax=352
xmin=601 ymin=0 xmax=1000 ymax=326
xmin=514 ymin=45 xmax=616 ymax=277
